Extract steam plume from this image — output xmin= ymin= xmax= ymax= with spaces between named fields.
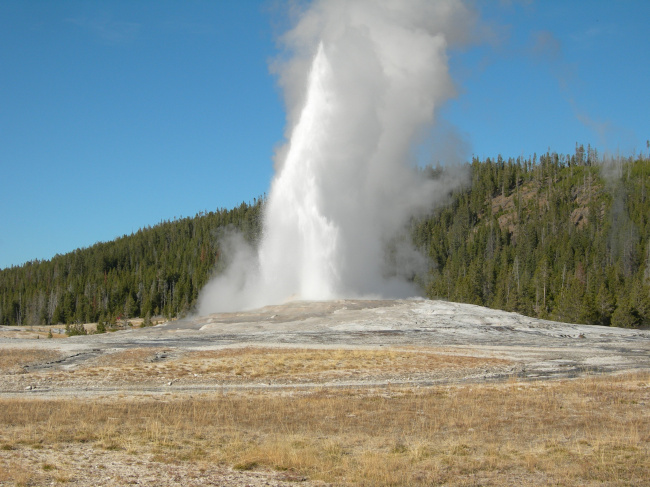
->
xmin=198 ymin=0 xmax=474 ymax=314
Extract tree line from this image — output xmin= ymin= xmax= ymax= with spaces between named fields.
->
xmin=1 ymin=147 xmax=649 ymax=328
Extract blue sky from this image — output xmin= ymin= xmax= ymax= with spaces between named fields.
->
xmin=1 ymin=1 xmax=649 ymax=269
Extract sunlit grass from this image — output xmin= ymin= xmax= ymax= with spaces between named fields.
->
xmin=0 ymin=371 xmax=647 ymax=486
xmin=37 ymin=346 xmax=510 ymax=384
xmin=0 ymin=349 xmax=63 ymax=374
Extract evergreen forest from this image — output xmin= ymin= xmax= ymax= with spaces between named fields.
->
xmin=1 ymin=147 xmax=649 ymax=329
xmin=0 ymin=201 xmax=262 ymax=327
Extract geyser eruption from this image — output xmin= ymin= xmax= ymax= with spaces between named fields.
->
xmin=198 ymin=0 xmax=474 ymax=314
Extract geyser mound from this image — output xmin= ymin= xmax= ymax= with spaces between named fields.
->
xmin=198 ymin=0 xmax=475 ymax=314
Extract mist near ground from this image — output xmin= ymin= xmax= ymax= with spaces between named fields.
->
xmin=197 ymin=0 xmax=475 ymax=314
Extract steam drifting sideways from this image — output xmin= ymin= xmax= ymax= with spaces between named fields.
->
xmin=198 ymin=0 xmax=475 ymax=314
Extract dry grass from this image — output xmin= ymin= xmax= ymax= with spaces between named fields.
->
xmin=0 ymin=326 xmax=72 ymax=340
xmin=0 ymin=321 xmax=161 ymax=340
xmin=0 ymin=372 xmax=647 ymax=486
xmin=89 ymin=347 xmax=164 ymax=367
xmin=50 ymin=347 xmax=510 ymax=386
xmin=170 ymin=347 xmax=508 ymax=379
xmin=0 ymin=349 xmax=63 ymax=374
xmin=0 ymin=461 xmax=34 ymax=486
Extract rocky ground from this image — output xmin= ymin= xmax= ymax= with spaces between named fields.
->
xmin=2 ymin=299 xmax=648 ymax=396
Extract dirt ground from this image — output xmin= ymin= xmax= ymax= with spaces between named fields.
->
xmin=1 ymin=299 xmax=649 ymax=486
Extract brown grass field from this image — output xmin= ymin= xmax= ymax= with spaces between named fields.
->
xmin=0 ymin=345 xmax=648 ymax=486
xmin=0 ymin=349 xmax=64 ymax=375
xmin=39 ymin=347 xmax=513 ymax=387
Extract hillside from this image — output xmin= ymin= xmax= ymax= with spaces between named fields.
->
xmin=1 ymin=148 xmax=649 ymax=328
xmin=413 ymin=149 xmax=650 ymax=328
xmin=0 ymin=200 xmax=262 ymax=327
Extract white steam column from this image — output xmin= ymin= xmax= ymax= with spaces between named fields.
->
xmin=197 ymin=0 xmax=474 ymax=314
xmin=259 ymin=44 xmax=340 ymax=303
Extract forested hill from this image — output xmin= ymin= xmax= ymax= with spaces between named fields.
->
xmin=1 ymin=149 xmax=649 ymax=329
xmin=0 ymin=200 xmax=262 ymax=327
xmin=413 ymin=151 xmax=650 ymax=328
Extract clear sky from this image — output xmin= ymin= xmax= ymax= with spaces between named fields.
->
xmin=1 ymin=0 xmax=649 ymax=270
